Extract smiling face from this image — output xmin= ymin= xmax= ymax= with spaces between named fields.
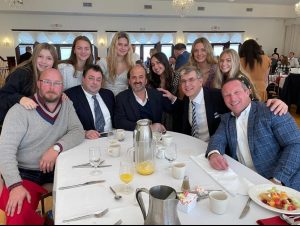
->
xmin=82 ymin=69 xmax=102 ymax=95
xmin=37 ymin=68 xmax=64 ymax=103
xmin=180 ymin=70 xmax=203 ymax=100
xmin=151 ymin=56 xmax=165 ymax=76
xmin=222 ymin=80 xmax=251 ymax=117
xmin=193 ymin=42 xmax=207 ymax=64
xmin=128 ymin=65 xmax=147 ymax=93
xmin=36 ymin=49 xmax=55 ymax=73
xmin=74 ymin=39 xmax=91 ymax=62
xmin=116 ymin=37 xmax=130 ymax=57
xmin=219 ymin=53 xmax=232 ymax=74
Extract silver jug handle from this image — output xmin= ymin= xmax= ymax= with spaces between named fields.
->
xmin=136 ymin=187 xmax=149 ymax=220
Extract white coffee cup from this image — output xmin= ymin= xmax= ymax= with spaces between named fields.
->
xmin=107 ymin=140 xmax=121 ymax=157
xmin=172 ymin=162 xmax=186 ymax=179
xmin=162 ymin=134 xmax=173 ymax=146
xmin=209 ymin=191 xmax=229 ymax=215
xmin=116 ymin=129 xmax=125 ymax=141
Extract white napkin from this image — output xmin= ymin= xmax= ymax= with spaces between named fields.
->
xmin=190 ymin=154 xmax=254 ymax=196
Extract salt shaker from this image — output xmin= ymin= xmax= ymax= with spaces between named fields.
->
xmin=181 ymin=175 xmax=190 ymax=192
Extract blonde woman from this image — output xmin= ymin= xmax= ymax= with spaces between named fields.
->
xmin=214 ymin=48 xmax=260 ymax=100
xmin=0 ymin=43 xmax=58 ymax=124
xmin=58 ymin=35 xmax=94 ymax=90
xmin=188 ymin=37 xmax=218 ymax=88
xmin=98 ymin=31 xmax=135 ymax=96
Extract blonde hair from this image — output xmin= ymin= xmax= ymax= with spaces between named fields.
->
xmin=188 ymin=37 xmax=217 ymax=67
xmin=107 ymin=31 xmax=135 ymax=81
xmin=10 ymin=43 xmax=58 ymax=93
xmin=214 ymin=49 xmax=240 ymax=89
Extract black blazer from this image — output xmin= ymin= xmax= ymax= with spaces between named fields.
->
xmin=65 ymin=85 xmax=115 ymax=130
xmin=181 ymin=87 xmax=229 ymax=137
xmin=114 ymin=88 xmax=175 ymax=131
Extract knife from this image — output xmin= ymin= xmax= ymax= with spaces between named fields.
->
xmin=73 ymin=164 xmax=112 ymax=168
xmin=114 ymin=219 xmax=123 ymax=225
xmin=59 ymin=180 xmax=106 ymax=190
xmin=239 ymin=197 xmax=251 ymax=219
xmin=72 ymin=160 xmax=105 ymax=168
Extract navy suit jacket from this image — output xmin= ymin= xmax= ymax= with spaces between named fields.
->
xmin=114 ymin=88 xmax=175 ymax=131
xmin=65 ymin=85 xmax=115 ymax=131
xmin=206 ymin=101 xmax=300 ymax=191
xmin=181 ymin=87 xmax=229 ymax=137
xmin=175 ymin=51 xmax=190 ymax=70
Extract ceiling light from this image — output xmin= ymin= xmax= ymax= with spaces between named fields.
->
xmin=295 ymin=1 xmax=300 ymax=17
xmin=172 ymin=0 xmax=194 ymax=17
xmin=5 ymin=0 xmax=23 ymax=8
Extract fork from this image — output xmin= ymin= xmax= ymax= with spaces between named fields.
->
xmin=62 ymin=208 xmax=109 ymax=223
xmin=280 ymin=214 xmax=300 ymax=225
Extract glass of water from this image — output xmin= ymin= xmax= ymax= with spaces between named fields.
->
xmin=89 ymin=147 xmax=102 ymax=175
xmin=164 ymin=143 xmax=177 ymax=168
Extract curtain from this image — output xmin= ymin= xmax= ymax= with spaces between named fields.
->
xmin=283 ymin=24 xmax=300 ymax=56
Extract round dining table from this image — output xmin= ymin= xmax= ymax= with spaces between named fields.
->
xmin=53 ymin=131 xmax=276 ymax=225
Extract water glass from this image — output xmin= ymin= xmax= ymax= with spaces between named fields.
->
xmin=164 ymin=143 xmax=177 ymax=167
xmin=89 ymin=147 xmax=102 ymax=175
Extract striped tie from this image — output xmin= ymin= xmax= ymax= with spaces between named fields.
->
xmin=191 ymin=101 xmax=197 ymax=137
xmin=92 ymin=95 xmax=105 ymax=132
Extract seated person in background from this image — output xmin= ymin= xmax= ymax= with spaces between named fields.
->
xmin=178 ymin=65 xmax=288 ymax=142
xmin=288 ymin=51 xmax=299 ymax=68
xmin=65 ymin=64 xmax=115 ymax=139
xmin=275 ymin=55 xmax=290 ymax=75
xmin=206 ymin=78 xmax=300 ymax=191
xmin=19 ymin=46 xmax=32 ymax=63
xmin=114 ymin=64 xmax=177 ymax=132
xmin=0 ymin=68 xmax=85 ymax=225
xmin=173 ymin=43 xmax=190 ymax=71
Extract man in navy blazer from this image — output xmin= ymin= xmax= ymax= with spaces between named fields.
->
xmin=65 ymin=64 xmax=115 ymax=139
xmin=174 ymin=43 xmax=190 ymax=71
xmin=114 ymin=64 xmax=177 ymax=131
xmin=206 ymin=78 xmax=300 ymax=191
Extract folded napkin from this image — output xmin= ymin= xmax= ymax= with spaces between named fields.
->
xmin=191 ymin=154 xmax=253 ymax=196
xmin=257 ymin=216 xmax=288 ymax=225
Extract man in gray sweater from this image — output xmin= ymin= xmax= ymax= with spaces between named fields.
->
xmin=0 ymin=68 xmax=85 ymax=224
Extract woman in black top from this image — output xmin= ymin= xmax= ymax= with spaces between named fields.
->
xmin=0 ymin=43 xmax=58 ymax=124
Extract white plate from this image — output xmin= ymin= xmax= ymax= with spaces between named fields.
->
xmin=248 ymin=184 xmax=300 ymax=215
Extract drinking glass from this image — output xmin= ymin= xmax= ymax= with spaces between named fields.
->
xmin=89 ymin=147 xmax=102 ymax=175
xmin=119 ymin=157 xmax=134 ymax=194
xmin=164 ymin=143 xmax=177 ymax=168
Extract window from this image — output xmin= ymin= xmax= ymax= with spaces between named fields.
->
xmin=161 ymin=45 xmax=173 ymax=59
xmin=60 ymin=47 xmax=72 ymax=60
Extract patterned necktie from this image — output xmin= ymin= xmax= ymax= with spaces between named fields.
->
xmin=92 ymin=95 xmax=105 ymax=132
xmin=191 ymin=101 xmax=197 ymax=137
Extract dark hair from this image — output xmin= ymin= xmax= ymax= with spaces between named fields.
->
xmin=60 ymin=36 xmax=94 ymax=73
xmin=239 ymin=39 xmax=263 ymax=70
xmin=149 ymin=52 xmax=173 ymax=91
xmin=174 ymin=43 xmax=186 ymax=50
xmin=222 ymin=77 xmax=250 ymax=91
xmin=83 ymin=64 xmax=103 ymax=78
xmin=127 ymin=64 xmax=147 ymax=80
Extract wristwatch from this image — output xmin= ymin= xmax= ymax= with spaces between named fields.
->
xmin=53 ymin=144 xmax=61 ymax=153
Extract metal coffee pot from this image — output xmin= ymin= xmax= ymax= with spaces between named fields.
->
xmin=132 ymin=119 xmax=155 ymax=175
xmin=136 ymin=185 xmax=181 ymax=225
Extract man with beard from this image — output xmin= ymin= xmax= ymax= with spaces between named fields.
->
xmin=0 ymin=68 xmax=85 ymax=224
xmin=114 ymin=64 xmax=177 ymax=132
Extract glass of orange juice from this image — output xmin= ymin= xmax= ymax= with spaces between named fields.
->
xmin=119 ymin=157 xmax=134 ymax=194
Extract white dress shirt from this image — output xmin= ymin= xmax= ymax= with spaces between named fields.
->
xmin=189 ymin=89 xmax=210 ymax=142
xmin=133 ymin=89 xmax=149 ymax=106
xmin=234 ymin=103 xmax=255 ymax=171
xmin=81 ymin=86 xmax=112 ymax=132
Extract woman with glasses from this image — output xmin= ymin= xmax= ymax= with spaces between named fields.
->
xmin=97 ymin=31 xmax=135 ymax=96
xmin=58 ymin=35 xmax=94 ymax=90
xmin=0 ymin=43 xmax=58 ymax=125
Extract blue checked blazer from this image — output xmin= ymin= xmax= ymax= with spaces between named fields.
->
xmin=206 ymin=101 xmax=300 ymax=191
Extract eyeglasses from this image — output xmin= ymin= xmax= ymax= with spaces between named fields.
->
xmin=39 ymin=79 xmax=63 ymax=87
xmin=180 ymin=77 xmax=199 ymax=85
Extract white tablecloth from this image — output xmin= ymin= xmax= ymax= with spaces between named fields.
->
xmin=53 ymin=131 xmax=275 ymax=225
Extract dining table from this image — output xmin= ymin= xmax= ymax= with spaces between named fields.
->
xmin=53 ymin=131 xmax=277 ymax=225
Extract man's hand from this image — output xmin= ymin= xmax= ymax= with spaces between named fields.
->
xmin=151 ymin=123 xmax=166 ymax=133
xmin=39 ymin=147 xmax=59 ymax=173
xmin=5 ymin=185 xmax=31 ymax=217
xmin=266 ymin=99 xmax=288 ymax=116
xmin=157 ymin=88 xmax=177 ymax=103
xmin=208 ymin=153 xmax=229 ymax=170
xmin=19 ymin=97 xmax=38 ymax=110
xmin=85 ymin=130 xmax=100 ymax=139
xmin=270 ymin=178 xmax=282 ymax=185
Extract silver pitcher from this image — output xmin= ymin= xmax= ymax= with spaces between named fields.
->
xmin=136 ymin=185 xmax=181 ymax=225
xmin=132 ymin=119 xmax=155 ymax=175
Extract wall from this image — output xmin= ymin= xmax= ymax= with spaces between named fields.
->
xmin=0 ymin=12 xmax=289 ymax=59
